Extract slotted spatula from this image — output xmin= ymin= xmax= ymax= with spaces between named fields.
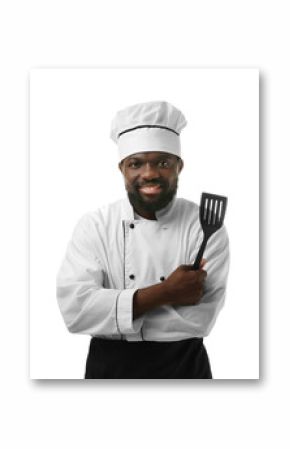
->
xmin=192 ymin=192 xmax=228 ymax=270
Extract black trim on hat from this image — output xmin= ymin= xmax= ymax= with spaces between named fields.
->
xmin=118 ymin=124 xmax=179 ymax=138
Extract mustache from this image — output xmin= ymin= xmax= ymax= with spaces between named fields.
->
xmin=134 ymin=179 xmax=167 ymax=189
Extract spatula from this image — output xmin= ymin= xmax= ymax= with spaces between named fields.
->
xmin=192 ymin=192 xmax=228 ymax=270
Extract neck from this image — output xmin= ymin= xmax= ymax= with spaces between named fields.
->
xmin=134 ymin=207 xmax=157 ymax=220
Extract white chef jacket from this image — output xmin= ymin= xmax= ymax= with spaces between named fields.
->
xmin=56 ymin=196 xmax=229 ymax=342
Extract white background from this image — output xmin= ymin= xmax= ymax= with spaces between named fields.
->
xmin=0 ymin=1 xmax=288 ymax=448
xmin=30 ymin=68 xmax=259 ymax=379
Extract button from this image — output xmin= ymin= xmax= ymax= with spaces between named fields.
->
xmin=129 ymin=223 xmax=135 ymax=229
xmin=129 ymin=274 xmax=135 ymax=280
xmin=160 ymin=276 xmax=165 ymax=282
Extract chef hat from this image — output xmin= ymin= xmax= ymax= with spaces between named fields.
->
xmin=110 ymin=101 xmax=187 ymax=161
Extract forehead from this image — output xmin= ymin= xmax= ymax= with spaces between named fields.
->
xmin=125 ymin=151 xmax=176 ymax=162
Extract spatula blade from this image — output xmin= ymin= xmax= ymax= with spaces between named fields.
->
xmin=200 ymin=192 xmax=228 ymax=230
xmin=192 ymin=192 xmax=228 ymax=270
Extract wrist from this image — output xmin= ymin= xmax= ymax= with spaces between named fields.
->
xmin=133 ymin=282 xmax=169 ymax=320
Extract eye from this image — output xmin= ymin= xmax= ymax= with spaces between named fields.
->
xmin=128 ymin=160 xmax=141 ymax=169
xmin=158 ymin=160 xmax=170 ymax=168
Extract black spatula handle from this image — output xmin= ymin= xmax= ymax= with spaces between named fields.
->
xmin=192 ymin=236 xmax=208 ymax=270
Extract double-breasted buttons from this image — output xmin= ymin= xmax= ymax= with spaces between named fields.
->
xmin=160 ymin=276 xmax=165 ymax=282
xmin=129 ymin=223 xmax=135 ymax=229
xmin=129 ymin=274 xmax=135 ymax=280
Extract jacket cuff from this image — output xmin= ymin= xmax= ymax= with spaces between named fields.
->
xmin=116 ymin=289 xmax=144 ymax=334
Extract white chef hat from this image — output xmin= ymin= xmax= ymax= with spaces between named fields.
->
xmin=110 ymin=101 xmax=187 ymax=161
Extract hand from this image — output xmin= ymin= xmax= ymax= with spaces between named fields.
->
xmin=133 ymin=259 xmax=207 ymax=319
xmin=163 ymin=259 xmax=207 ymax=306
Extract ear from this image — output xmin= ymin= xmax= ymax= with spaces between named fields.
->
xmin=118 ymin=161 xmax=124 ymax=174
xmin=177 ymin=158 xmax=184 ymax=174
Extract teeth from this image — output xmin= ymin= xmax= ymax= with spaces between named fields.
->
xmin=140 ymin=185 xmax=161 ymax=193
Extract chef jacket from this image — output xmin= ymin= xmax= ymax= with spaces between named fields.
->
xmin=56 ymin=196 xmax=229 ymax=342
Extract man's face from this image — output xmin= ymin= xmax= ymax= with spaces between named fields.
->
xmin=119 ymin=151 xmax=183 ymax=219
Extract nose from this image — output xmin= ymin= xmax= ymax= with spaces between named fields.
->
xmin=141 ymin=162 xmax=159 ymax=180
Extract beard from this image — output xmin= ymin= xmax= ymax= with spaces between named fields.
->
xmin=126 ymin=178 xmax=178 ymax=213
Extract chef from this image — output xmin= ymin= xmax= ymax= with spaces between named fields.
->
xmin=56 ymin=100 xmax=230 ymax=379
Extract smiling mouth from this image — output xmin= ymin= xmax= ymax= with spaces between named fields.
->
xmin=138 ymin=184 xmax=163 ymax=195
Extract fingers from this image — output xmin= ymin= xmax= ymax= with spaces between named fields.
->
xmin=199 ymin=258 xmax=207 ymax=269
xmin=180 ymin=259 xmax=207 ymax=271
xmin=195 ymin=269 xmax=207 ymax=282
xmin=179 ymin=264 xmax=194 ymax=272
xmin=178 ymin=264 xmax=207 ymax=281
xmin=196 ymin=285 xmax=204 ymax=299
xmin=192 ymin=258 xmax=207 ymax=269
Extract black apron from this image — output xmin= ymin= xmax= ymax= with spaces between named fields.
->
xmin=85 ymin=337 xmax=212 ymax=379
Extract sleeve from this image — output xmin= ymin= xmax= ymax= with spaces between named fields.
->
xmin=56 ymin=214 xmax=144 ymax=336
xmin=173 ymin=225 xmax=230 ymax=337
